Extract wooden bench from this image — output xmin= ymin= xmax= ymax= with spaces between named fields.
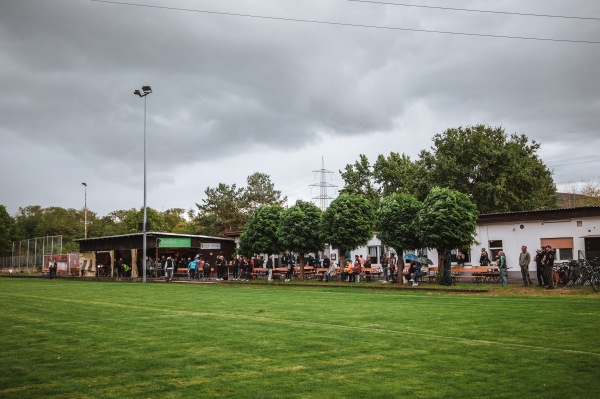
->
xmin=252 ymin=267 xmax=268 ymax=279
xmin=426 ymin=266 xmax=439 ymax=282
xmin=361 ymin=267 xmax=381 ymax=281
xmin=451 ymin=266 xmax=504 ymax=283
xmin=315 ymin=267 xmax=329 ymax=280
xmin=174 ymin=268 xmax=189 ymax=279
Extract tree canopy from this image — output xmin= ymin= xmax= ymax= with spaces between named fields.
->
xmin=420 ymin=125 xmax=556 ymax=213
xmin=0 ymin=205 xmax=16 ymax=256
xmin=278 ymin=200 xmax=323 ymax=279
xmin=375 ymin=193 xmax=422 ymax=255
xmin=239 ymin=205 xmax=283 ymax=257
xmin=196 ymin=172 xmax=286 ymax=236
xmin=339 ymin=125 xmax=557 ymax=213
xmin=416 ymin=187 xmax=478 ymax=254
xmin=322 ymin=193 xmax=374 ymax=267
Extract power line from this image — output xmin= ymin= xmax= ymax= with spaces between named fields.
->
xmin=347 ymin=0 xmax=600 ymax=22
xmin=89 ymin=0 xmax=600 ymax=44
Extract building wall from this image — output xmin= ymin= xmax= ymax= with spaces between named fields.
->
xmin=474 ymin=216 xmax=599 ymax=269
xmin=347 ymin=215 xmax=600 ymax=271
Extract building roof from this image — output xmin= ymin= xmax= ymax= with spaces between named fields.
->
xmin=478 ymin=206 xmax=600 ymax=224
xmin=74 ymin=231 xmax=234 ymax=243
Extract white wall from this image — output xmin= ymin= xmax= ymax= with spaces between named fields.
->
xmin=348 ymin=215 xmax=600 ymax=271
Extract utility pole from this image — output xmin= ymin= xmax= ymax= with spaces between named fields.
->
xmin=310 ymin=156 xmax=337 ymax=211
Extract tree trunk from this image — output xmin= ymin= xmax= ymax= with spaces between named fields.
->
xmin=438 ymin=249 xmax=444 ymax=285
xmin=338 ymin=249 xmax=345 ymax=283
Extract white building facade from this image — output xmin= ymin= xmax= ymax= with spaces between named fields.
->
xmin=350 ymin=206 xmax=600 ymax=275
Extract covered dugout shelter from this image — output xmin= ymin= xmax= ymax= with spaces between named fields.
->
xmin=76 ymin=232 xmax=235 ymax=278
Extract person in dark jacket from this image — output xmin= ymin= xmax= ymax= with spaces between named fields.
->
xmin=544 ymin=245 xmax=556 ymax=290
xmin=535 ymin=249 xmax=546 ymax=287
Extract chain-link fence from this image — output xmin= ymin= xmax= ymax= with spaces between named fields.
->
xmin=1 ymin=236 xmax=63 ymax=272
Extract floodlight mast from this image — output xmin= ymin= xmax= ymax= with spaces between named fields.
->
xmin=82 ymin=182 xmax=87 ymax=239
xmin=133 ymin=85 xmax=152 ymax=283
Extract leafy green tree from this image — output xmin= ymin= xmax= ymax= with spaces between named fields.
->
xmin=0 ymin=205 xmax=17 ymax=256
xmin=322 ymin=194 xmax=374 ymax=268
xmin=278 ymin=200 xmax=323 ymax=280
xmin=373 ymin=152 xmax=429 ymax=199
xmin=339 ymin=155 xmax=381 ymax=205
xmin=416 ymin=187 xmax=478 ymax=271
xmin=244 ymin=172 xmax=287 ymax=213
xmin=162 ymin=208 xmax=187 ymax=232
xmin=196 ymin=183 xmax=247 ymax=236
xmin=375 ymin=194 xmax=422 ymax=256
xmin=196 ymin=173 xmax=287 ymax=237
xmin=420 ymin=125 xmax=556 ymax=213
xmin=14 ymin=205 xmax=43 ymax=240
xmin=240 ymin=205 xmax=283 ymax=257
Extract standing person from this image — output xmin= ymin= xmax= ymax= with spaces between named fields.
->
xmin=156 ymin=255 xmax=166 ymax=278
xmin=188 ymin=257 xmax=198 ymax=280
xmin=352 ymin=256 xmax=361 ymax=282
xmin=322 ymin=255 xmax=331 ymax=281
xmin=389 ymin=253 xmax=398 ymax=283
xmin=363 ymin=255 xmax=372 ymax=282
xmin=535 ymin=249 xmax=546 ymax=287
xmin=116 ymin=257 xmax=124 ymax=279
xmin=203 ymin=260 xmax=211 ymax=281
xmin=497 ymin=250 xmax=508 ymax=287
xmin=284 ymin=256 xmax=293 ymax=282
xmin=164 ymin=256 xmax=175 ymax=282
xmin=233 ymin=256 xmax=241 ymax=281
xmin=544 ymin=245 xmax=556 ymax=290
xmin=266 ymin=255 xmax=274 ymax=282
xmin=381 ymin=253 xmax=389 ymax=283
xmin=217 ymin=255 xmax=227 ymax=281
xmin=442 ymin=249 xmax=452 ymax=286
xmin=519 ymin=245 xmax=533 ymax=287
xmin=50 ymin=261 xmax=58 ymax=279
xmin=480 ymin=248 xmax=490 ymax=266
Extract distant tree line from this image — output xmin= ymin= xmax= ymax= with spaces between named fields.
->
xmin=0 ymin=172 xmax=286 ymax=256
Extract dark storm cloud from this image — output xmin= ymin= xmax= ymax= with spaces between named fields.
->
xmin=1 ymin=0 xmax=599 ymax=215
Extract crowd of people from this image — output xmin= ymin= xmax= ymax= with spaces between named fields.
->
xmin=90 ymin=246 xmax=560 ymax=288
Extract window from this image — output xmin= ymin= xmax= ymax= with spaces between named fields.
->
xmin=541 ymin=238 xmax=573 ymax=261
xmin=368 ymin=246 xmax=379 ymax=264
xmin=577 ymin=221 xmax=583 ymax=227
xmin=557 ymin=248 xmax=573 ymax=261
xmin=451 ymin=249 xmax=470 ymax=264
xmin=489 ymin=240 xmax=503 ymax=262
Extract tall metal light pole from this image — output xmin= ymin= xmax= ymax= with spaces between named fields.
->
xmin=134 ymin=85 xmax=152 ymax=283
xmin=81 ymin=182 xmax=87 ymax=239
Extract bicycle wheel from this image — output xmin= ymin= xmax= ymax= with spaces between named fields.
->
xmin=591 ymin=273 xmax=600 ymax=292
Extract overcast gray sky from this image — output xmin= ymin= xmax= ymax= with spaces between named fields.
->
xmin=1 ymin=0 xmax=599 ymax=217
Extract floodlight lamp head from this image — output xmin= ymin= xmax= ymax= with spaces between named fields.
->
xmin=82 ymin=182 xmax=87 ymax=187
xmin=133 ymin=89 xmax=142 ymax=97
xmin=142 ymin=86 xmax=152 ymax=94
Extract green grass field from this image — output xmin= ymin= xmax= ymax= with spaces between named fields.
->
xmin=1 ymin=278 xmax=599 ymax=399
